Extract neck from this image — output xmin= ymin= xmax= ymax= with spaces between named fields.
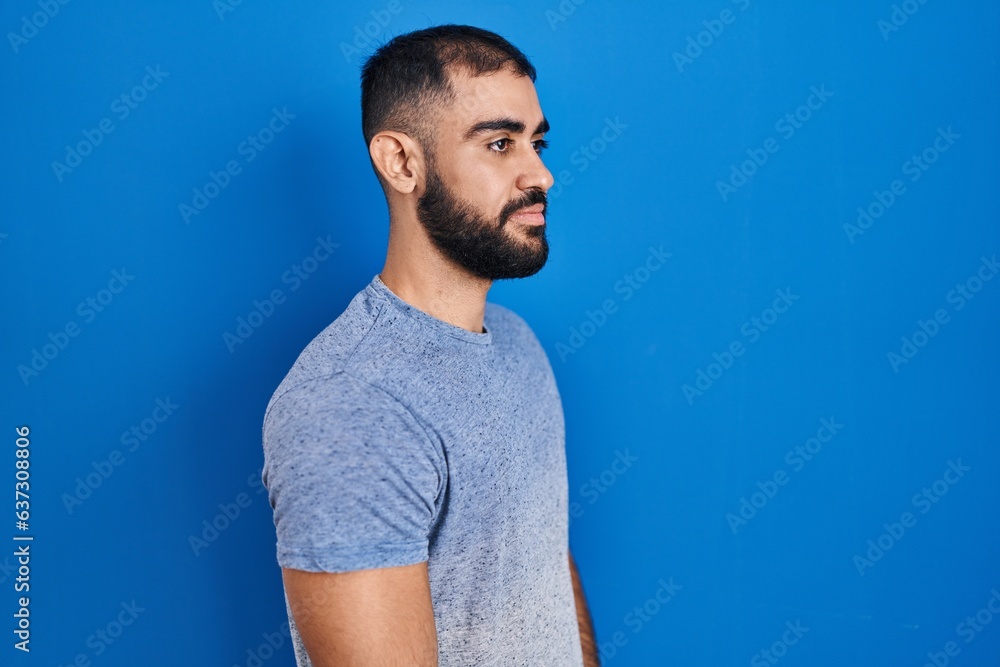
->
xmin=379 ymin=215 xmax=491 ymax=335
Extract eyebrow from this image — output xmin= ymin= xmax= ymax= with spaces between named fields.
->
xmin=463 ymin=116 xmax=549 ymax=141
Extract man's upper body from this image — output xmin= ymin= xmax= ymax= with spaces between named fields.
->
xmin=261 ymin=23 xmax=599 ymax=666
xmin=263 ymin=273 xmax=584 ymax=665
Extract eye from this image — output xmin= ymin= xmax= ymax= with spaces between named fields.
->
xmin=489 ymin=138 xmax=512 ymax=154
xmin=488 ymin=137 xmax=549 ymax=155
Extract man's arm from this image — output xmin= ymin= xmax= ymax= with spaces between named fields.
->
xmin=569 ymin=551 xmax=600 ymax=667
xmin=282 ymin=561 xmax=438 ymax=667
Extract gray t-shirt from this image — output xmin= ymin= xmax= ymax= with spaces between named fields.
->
xmin=261 ymin=273 xmax=583 ymax=666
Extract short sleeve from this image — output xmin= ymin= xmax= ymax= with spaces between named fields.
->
xmin=262 ymin=372 xmax=444 ymax=573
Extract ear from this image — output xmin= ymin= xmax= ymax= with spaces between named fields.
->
xmin=369 ymin=130 xmax=425 ymax=195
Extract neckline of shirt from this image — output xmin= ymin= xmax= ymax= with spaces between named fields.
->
xmin=367 ymin=273 xmax=494 ymax=346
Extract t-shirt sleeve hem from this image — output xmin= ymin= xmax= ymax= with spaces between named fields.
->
xmin=276 ymin=541 xmax=429 ymax=573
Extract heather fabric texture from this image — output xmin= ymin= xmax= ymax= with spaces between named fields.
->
xmin=261 ymin=273 xmax=583 ymax=666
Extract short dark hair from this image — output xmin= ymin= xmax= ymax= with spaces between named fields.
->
xmin=360 ymin=24 xmax=537 ymax=164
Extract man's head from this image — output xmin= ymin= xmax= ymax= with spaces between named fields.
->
xmin=361 ymin=25 xmax=554 ymax=280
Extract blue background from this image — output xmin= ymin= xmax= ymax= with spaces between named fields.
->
xmin=3 ymin=0 xmax=998 ymax=665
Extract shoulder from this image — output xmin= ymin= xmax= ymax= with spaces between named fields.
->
xmin=485 ymin=301 xmax=537 ymax=339
xmin=263 ymin=285 xmax=391 ymax=419
xmin=264 ymin=371 xmax=409 ymax=435
xmin=262 ymin=370 xmax=445 ymax=479
xmin=485 ymin=300 xmax=549 ymax=356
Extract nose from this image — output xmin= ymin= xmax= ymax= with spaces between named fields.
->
xmin=516 ymin=144 xmax=555 ymax=193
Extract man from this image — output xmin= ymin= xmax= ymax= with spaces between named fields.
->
xmin=262 ymin=24 xmax=599 ymax=666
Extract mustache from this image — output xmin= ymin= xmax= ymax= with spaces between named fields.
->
xmin=500 ymin=189 xmax=547 ymax=225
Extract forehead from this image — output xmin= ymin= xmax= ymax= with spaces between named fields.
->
xmin=439 ymin=67 xmax=544 ymax=134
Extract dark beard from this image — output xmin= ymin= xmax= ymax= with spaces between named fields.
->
xmin=416 ymin=158 xmax=549 ymax=281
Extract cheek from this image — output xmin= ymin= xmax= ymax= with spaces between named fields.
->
xmin=450 ymin=161 xmax=509 ymax=214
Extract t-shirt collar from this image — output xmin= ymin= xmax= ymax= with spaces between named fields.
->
xmin=367 ymin=274 xmax=493 ymax=346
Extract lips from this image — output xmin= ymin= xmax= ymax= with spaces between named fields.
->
xmin=510 ymin=203 xmax=545 ymax=225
